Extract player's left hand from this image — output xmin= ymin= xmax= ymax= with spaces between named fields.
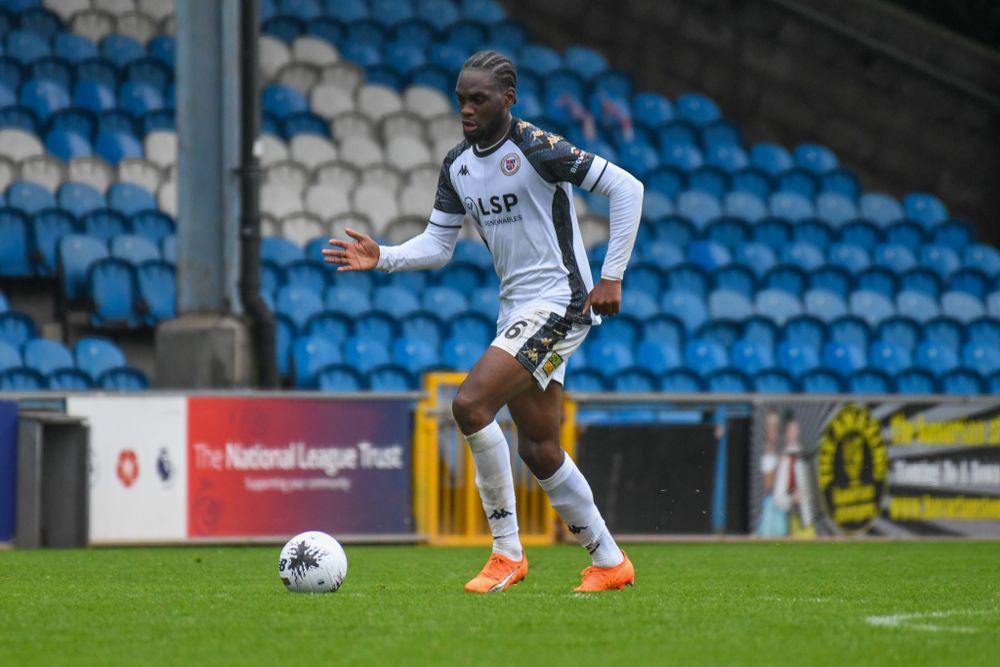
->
xmin=583 ymin=279 xmax=622 ymax=317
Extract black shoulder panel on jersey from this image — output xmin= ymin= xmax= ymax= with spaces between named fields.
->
xmin=510 ymin=118 xmax=596 ymax=187
xmin=433 ymin=140 xmax=470 ymax=215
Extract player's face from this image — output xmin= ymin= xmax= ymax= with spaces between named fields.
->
xmin=455 ymin=68 xmax=514 ymax=145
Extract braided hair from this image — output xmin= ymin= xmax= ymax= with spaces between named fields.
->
xmin=461 ymin=50 xmax=517 ymax=94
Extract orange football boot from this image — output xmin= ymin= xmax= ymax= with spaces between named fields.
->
xmin=573 ymin=551 xmax=635 ymax=592
xmin=464 ymin=552 xmax=528 ymax=593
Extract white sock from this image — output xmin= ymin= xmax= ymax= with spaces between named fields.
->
xmin=536 ymin=453 xmax=623 ymax=568
xmin=466 ymin=421 xmax=522 ymax=561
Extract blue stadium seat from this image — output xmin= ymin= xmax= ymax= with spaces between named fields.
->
xmin=700 ymin=119 xmax=741 ymax=148
xmin=686 ymin=240 xmax=730 ymax=272
xmin=517 ymin=44 xmax=561 ymax=76
xmin=323 ymin=285 xmax=371 ymax=318
xmin=0 ymin=310 xmax=35 ymax=350
xmin=118 ymin=81 xmax=164 ymax=117
xmin=923 ymin=316 xmax=963 ymax=352
xmin=816 ymin=193 xmax=857 ymax=226
xmin=88 ymin=258 xmax=140 ymax=328
xmin=930 ymin=218 xmax=974 ymax=251
xmin=768 ymin=192 xmax=814 ymax=221
xmin=353 ymin=311 xmax=395 ymax=349
xmin=792 ymin=218 xmax=834 ymax=251
xmin=75 ymin=58 xmax=119 ymax=91
xmin=631 ymin=91 xmax=673 ymax=130
xmin=783 ymin=315 xmax=826 ymax=349
xmin=281 ymin=0 xmax=324 ymax=19
xmin=107 ymin=182 xmax=156 ymax=217
xmin=799 ymin=368 xmax=844 ymax=393
xmin=641 ymin=238 xmax=686 ymax=268
xmin=125 ymin=58 xmax=172 ymax=94
xmin=130 ymin=210 xmax=174 ymax=245
xmin=367 ymin=364 xmax=416 ymax=391
xmin=284 ymin=259 xmax=328 ymax=295
xmin=147 ymin=35 xmax=176 ymax=67
xmin=688 ymin=166 xmax=728 ymax=197
xmin=596 ymin=314 xmax=642 ymax=348
xmin=722 ymin=191 xmax=767 ymax=222
xmin=22 ymin=338 xmax=73 ymax=376
xmin=872 ymin=243 xmax=916 ymax=274
xmin=665 ymin=264 xmax=709 ymax=297
xmin=704 ymin=217 xmax=750 ymax=249
xmin=683 ymin=338 xmax=727 ymax=376
xmin=94 ymin=130 xmax=143 ymax=165
xmin=451 ymin=239 xmax=492 ymax=268
xmin=642 ymin=312 xmax=686 ymax=350
xmin=660 ymin=290 xmax=707 ymax=332
xmin=968 ymin=317 xmax=1000 ymax=348
xmin=780 ymin=242 xmax=825 ymax=272
xmin=964 ymin=244 xmax=1000 ymax=277
xmin=750 ymin=142 xmax=793 ymax=176
xmin=731 ymin=167 xmax=772 ymax=201
xmin=29 ymin=56 xmax=73 ymax=88
xmin=676 ymin=190 xmax=721 ymax=228
xmin=820 ymin=169 xmax=861 ymax=199
xmin=674 ymin=92 xmax=720 ymax=126
xmin=868 ymin=340 xmax=911 ymax=375
xmin=895 ymin=368 xmax=937 ymax=394
xmin=920 ymin=245 xmax=961 ymax=280
xmin=397 ymin=310 xmax=446 ymax=348
xmin=305 ymin=309 xmax=353 ymax=346
xmin=776 ymin=168 xmax=818 ymax=199
xmin=735 ymin=242 xmax=777 ymax=277
xmin=887 ymin=218 xmax=928 ymax=249
xmin=617 ymin=291 xmax=656 ymax=321
xmin=391 ymin=336 xmax=440 ymax=376
xmin=441 ymin=336 xmax=485 ymax=372
xmin=0 ymin=367 xmax=46 ymax=390
xmin=899 ymin=269 xmax=942 ymax=299
xmin=82 ymin=208 xmax=128 ymax=242
xmin=755 ymin=289 xmax=802 ymax=326
xmin=803 ymin=288 xmax=848 ymax=323
xmin=4 ymin=30 xmax=50 ymax=65
xmin=623 ymin=262 xmax=662 ymax=297
xmin=876 ymin=316 xmax=920 ymax=352
xmin=661 ymin=144 xmax=703 ymax=171
xmin=823 ymin=340 xmax=867 ymax=378
xmin=29 ymin=208 xmax=77 ymax=276
xmin=275 ymin=313 xmax=295 ymax=378
xmin=7 ymin=180 xmax=56 ymax=214
xmin=610 ymin=367 xmax=656 ymax=393
xmin=828 ymin=243 xmax=871 ymax=274
xmin=136 ymin=260 xmax=176 ymax=325
xmin=764 ymin=264 xmax=807 ymax=297
xmin=941 ymin=291 xmax=985 ymax=324
xmin=848 ymin=369 xmax=891 ymax=394
xmin=939 ymin=368 xmax=984 ymax=396
xmin=53 ymin=32 xmax=98 ymax=64
xmin=742 ymin=315 xmax=778 ymax=350
xmin=708 ymin=289 xmax=753 ymax=321
xmin=563 ymin=368 xmax=607 ymax=392
xmin=110 ymin=234 xmax=159 ymax=265
xmin=697 ymin=319 xmax=742 ymax=351
xmin=706 ymin=368 xmax=750 ymax=393
xmin=47 ymin=367 xmax=93 ymax=390
xmin=277 ymin=284 xmax=324 ymax=331
xmin=730 ymin=338 xmax=774 ymax=376
xmin=415 ymin=285 xmax=464 ymax=319
xmin=562 ymin=45 xmax=607 ymax=80
xmin=639 ymin=191 xmax=673 ymax=220
xmin=292 ymin=335 xmax=341 ymax=388
xmin=0 ymin=207 xmax=32 ymax=275
xmin=588 ymin=339 xmax=634 ymax=377
xmin=99 ymin=35 xmax=145 ymax=68
xmin=0 ymin=105 xmax=39 ymax=133
xmin=849 ymin=289 xmax=895 ymax=327
xmin=314 ymin=363 xmax=363 ymax=391
xmin=261 ymin=236 xmax=304 ymax=267
xmin=902 ymin=192 xmax=948 ymax=229
xmin=438 ymin=261 xmax=484 ymax=293
xmin=859 ymin=192 xmax=903 ymax=226
xmin=72 ymin=79 xmax=116 ymax=114
xmin=655 ymin=367 xmax=700 ymax=392
xmin=634 ymin=339 xmax=681 ymax=375
xmin=714 ymin=264 xmax=756 ymax=299
xmin=856 ymin=267 xmax=898 ymax=299
xmin=645 ymin=167 xmax=684 ymax=200
xmin=98 ymin=366 xmax=149 ymax=390
xmin=829 ymin=315 xmax=870 ymax=351
xmin=57 ymin=181 xmax=105 ymax=218
xmin=776 ymin=340 xmax=820 ymax=378
xmin=962 ymin=341 xmax=1000 ymax=377
xmin=915 ymin=341 xmax=959 ymax=376
xmin=59 ymin=234 xmax=108 ymax=303
xmin=793 ymin=143 xmax=838 ymax=173
xmin=74 ymin=337 xmax=126 ymax=382
xmin=839 ymin=219 xmax=881 ymax=249
xmin=948 ymin=268 xmax=990 ymax=300
xmin=44 ymin=127 xmax=93 ymax=160
xmin=752 ymin=369 xmax=796 ymax=393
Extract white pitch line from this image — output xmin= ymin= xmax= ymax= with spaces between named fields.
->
xmin=865 ymin=610 xmax=995 ymax=634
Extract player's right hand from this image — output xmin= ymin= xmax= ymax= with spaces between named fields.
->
xmin=321 ymin=228 xmax=380 ymax=272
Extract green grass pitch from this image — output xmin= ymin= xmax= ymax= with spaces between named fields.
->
xmin=1 ymin=542 xmax=998 ymax=666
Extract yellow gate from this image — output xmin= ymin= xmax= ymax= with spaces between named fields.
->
xmin=413 ymin=372 xmax=577 ymax=546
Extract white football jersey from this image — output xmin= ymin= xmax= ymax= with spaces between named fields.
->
xmin=430 ymin=118 xmax=609 ymax=325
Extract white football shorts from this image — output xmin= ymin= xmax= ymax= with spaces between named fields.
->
xmin=490 ymin=303 xmax=591 ymax=390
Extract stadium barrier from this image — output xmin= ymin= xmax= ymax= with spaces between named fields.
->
xmin=413 ymin=372 xmax=577 ymax=546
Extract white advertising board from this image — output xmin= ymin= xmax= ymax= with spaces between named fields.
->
xmin=67 ymin=396 xmax=187 ymax=543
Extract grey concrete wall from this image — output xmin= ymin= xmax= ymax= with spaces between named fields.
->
xmin=502 ymin=0 xmax=1000 ymax=246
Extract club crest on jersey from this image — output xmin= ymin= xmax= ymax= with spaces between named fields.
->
xmin=500 ymin=153 xmax=520 ymax=176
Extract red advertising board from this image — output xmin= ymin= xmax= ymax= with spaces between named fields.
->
xmin=188 ymin=397 xmax=412 ymax=538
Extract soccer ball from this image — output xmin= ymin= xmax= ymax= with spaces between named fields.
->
xmin=278 ymin=531 xmax=348 ymax=593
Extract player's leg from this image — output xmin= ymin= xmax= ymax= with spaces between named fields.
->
xmin=507 ymin=375 xmax=634 ymax=591
xmin=452 ymin=347 xmax=535 ymax=592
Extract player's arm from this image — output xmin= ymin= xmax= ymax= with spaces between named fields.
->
xmin=583 ymin=159 xmax=643 ymax=316
xmin=322 ymin=221 xmax=460 ymax=273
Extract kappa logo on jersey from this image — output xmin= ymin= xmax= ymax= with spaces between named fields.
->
xmin=458 ymin=164 xmax=470 ymax=176
xmin=500 ymin=152 xmax=520 ymax=176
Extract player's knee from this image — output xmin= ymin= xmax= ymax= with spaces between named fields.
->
xmin=452 ymin=391 xmax=491 ymax=435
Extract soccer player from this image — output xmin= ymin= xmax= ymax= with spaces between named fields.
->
xmin=323 ymin=51 xmax=643 ymax=592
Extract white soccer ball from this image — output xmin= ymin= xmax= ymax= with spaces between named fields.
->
xmin=278 ymin=531 xmax=348 ymax=593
